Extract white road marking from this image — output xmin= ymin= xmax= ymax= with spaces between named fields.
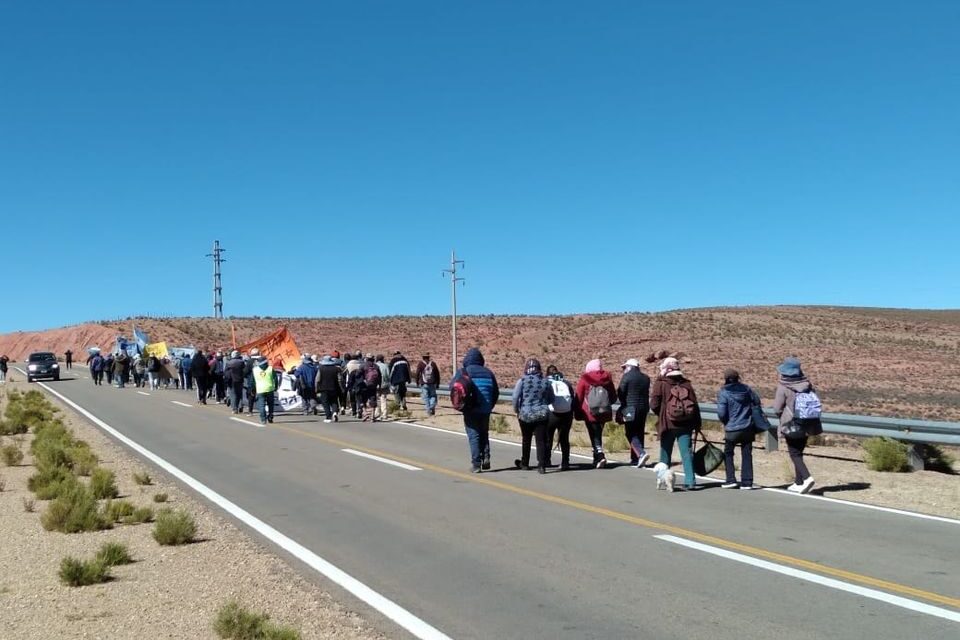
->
xmin=26 ymin=378 xmax=453 ymax=640
xmin=654 ymin=534 xmax=960 ymax=623
xmin=342 ymin=448 xmax=422 ymax=471
xmin=137 ymin=391 xmax=151 ymax=396
xmin=231 ymin=416 xmax=265 ymax=428
xmin=171 ymin=400 xmax=192 ymax=408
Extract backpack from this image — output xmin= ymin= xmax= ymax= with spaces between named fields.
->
xmin=587 ymin=385 xmax=612 ymax=417
xmin=794 ymin=390 xmax=822 ymax=421
xmin=364 ymin=365 xmax=380 ymax=388
xmin=422 ymin=362 xmax=437 ymax=385
xmin=548 ymin=379 xmax=572 ymax=413
xmin=666 ymin=384 xmax=698 ymax=424
xmin=450 ymin=371 xmax=478 ymax=412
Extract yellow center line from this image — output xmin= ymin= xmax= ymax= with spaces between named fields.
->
xmin=271 ymin=422 xmax=960 ymax=609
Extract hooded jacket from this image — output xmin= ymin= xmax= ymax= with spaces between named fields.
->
xmin=225 ymin=356 xmax=245 ymax=385
xmin=717 ymin=382 xmax=760 ymax=432
xmin=316 ymin=358 xmax=344 ymax=394
xmin=460 ymin=348 xmax=499 ymax=415
xmin=774 ymin=376 xmax=813 ymax=433
xmin=575 ymin=368 xmax=617 ymax=423
xmin=512 ymin=373 xmax=554 ymax=423
xmin=389 ymin=356 xmax=411 ymax=386
xmin=650 ymin=375 xmax=702 ymax=435
xmin=295 ymin=361 xmax=318 ymax=393
xmin=190 ymin=353 xmax=210 ymax=379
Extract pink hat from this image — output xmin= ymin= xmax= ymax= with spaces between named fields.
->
xmin=659 ymin=357 xmax=683 ymax=377
xmin=584 ymin=359 xmax=603 ymax=374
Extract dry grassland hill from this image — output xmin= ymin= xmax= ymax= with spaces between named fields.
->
xmin=2 ymin=306 xmax=959 ymax=421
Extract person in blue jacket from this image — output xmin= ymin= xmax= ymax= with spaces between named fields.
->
xmin=717 ymin=369 xmax=762 ymax=490
xmin=456 ymin=348 xmax=500 ymax=473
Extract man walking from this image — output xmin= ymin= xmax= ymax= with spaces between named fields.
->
xmin=389 ymin=351 xmax=411 ymax=410
xmin=64 ymin=350 xmax=73 ymax=369
xmin=375 ymin=355 xmax=391 ymax=420
xmin=416 ymin=353 xmax=440 ymax=416
xmin=316 ymin=354 xmax=343 ymax=423
xmin=226 ymin=350 xmax=245 ymax=414
xmin=456 ymin=348 xmax=499 ymax=472
xmin=617 ymin=358 xmax=651 ymax=468
xmin=253 ymin=357 xmax=276 ymax=424
xmin=296 ymin=355 xmax=319 ymax=416
xmin=190 ymin=349 xmax=210 ymax=404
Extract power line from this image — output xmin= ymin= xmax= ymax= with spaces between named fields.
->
xmin=206 ymin=240 xmax=226 ymax=319
xmin=442 ymin=250 xmax=465 ymax=374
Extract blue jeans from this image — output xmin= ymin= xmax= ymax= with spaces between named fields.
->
xmin=463 ymin=413 xmax=491 ymax=468
xmin=258 ymin=392 xmax=275 ymax=423
xmin=423 ymin=384 xmax=438 ymax=414
xmin=659 ymin=429 xmax=695 ymax=487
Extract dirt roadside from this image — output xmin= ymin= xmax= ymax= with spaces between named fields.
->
xmin=0 ymin=380 xmax=388 ymax=640
xmin=399 ymin=397 xmax=960 ymax=520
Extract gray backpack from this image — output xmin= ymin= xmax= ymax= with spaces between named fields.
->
xmin=587 ymin=385 xmax=612 ymax=417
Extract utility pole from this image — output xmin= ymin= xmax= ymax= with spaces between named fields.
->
xmin=206 ymin=240 xmax=226 ymax=319
xmin=442 ymin=250 xmax=465 ymax=374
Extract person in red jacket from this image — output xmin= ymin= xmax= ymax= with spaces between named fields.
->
xmin=574 ymin=359 xmax=617 ymax=468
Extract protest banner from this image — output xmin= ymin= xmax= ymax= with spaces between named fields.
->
xmin=168 ymin=346 xmax=197 ymax=360
xmin=274 ymin=372 xmax=303 ymax=413
xmin=133 ymin=327 xmax=150 ymax=352
xmin=144 ymin=342 xmax=169 ymax=358
xmin=237 ymin=327 xmax=301 ymax=372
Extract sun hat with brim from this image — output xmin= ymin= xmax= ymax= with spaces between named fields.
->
xmin=622 ymin=358 xmax=640 ymax=368
xmin=778 ymin=357 xmax=802 ymax=377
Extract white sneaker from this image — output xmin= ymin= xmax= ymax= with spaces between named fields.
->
xmin=787 ymin=483 xmax=803 ymax=493
xmin=740 ymin=485 xmax=760 ymax=491
xmin=799 ymin=477 xmax=816 ymax=494
xmin=323 ymin=419 xmax=332 ymax=424
xmin=721 ymin=482 xmax=739 ymax=489
xmin=635 ymin=452 xmax=650 ymax=468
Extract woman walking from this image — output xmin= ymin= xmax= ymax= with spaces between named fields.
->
xmin=773 ymin=357 xmax=820 ymax=494
xmin=545 ymin=365 xmax=575 ymax=470
xmin=574 ymin=359 xmax=617 ymax=469
xmin=650 ymin=357 xmax=701 ymax=490
xmin=716 ymin=369 xmax=761 ymax=490
xmin=512 ymin=358 xmax=554 ymax=474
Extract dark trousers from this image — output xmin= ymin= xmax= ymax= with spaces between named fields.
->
xmin=547 ymin=411 xmax=573 ymax=466
xmin=105 ymin=369 xmax=113 ymax=384
xmin=92 ymin=370 xmax=103 ymax=385
xmin=133 ymin=372 xmax=143 ymax=387
xmin=624 ymin=417 xmax=646 ymax=463
xmin=519 ymin=418 xmax=550 ymax=469
xmin=258 ymin=392 xmax=275 ymax=423
xmin=464 ymin=413 xmax=491 ymax=468
xmin=724 ymin=429 xmax=755 ymax=485
xmin=230 ymin=381 xmax=244 ymax=413
xmin=584 ymin=420 xmax=606 ymax=460
xmin=787 ymin=435 xmax=811 ymax=484
xmin=184 ymin=372 xmax=193 ymax=390
xmin=319 ymin=391 xmax=339 ymax=419
xmin=195 ymin=377 xmax=208 ymax=403
xmin=394 ymin=382 xmax=407 ymax=409
xmin=214 ymin=374 xmax=225 ymax=402
xmin=245 ymin=386 xmax=256 ymax=413
xmin=66 ymin=359 xmax=72 ymax=369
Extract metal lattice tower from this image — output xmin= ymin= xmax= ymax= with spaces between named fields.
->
xmin=207 ymin=240 xmax=226 ymax=318
xmin=442 ymin=250 xmax=465 ymax=374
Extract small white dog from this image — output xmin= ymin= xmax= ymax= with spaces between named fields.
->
xmin=654 ymin=462 xmax=675 ymax=492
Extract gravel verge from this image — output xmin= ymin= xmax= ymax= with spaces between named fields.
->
xmin=0 ymin=381 xmax=388 ymax=640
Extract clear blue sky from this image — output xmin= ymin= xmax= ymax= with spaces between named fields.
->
xmin=2 ymin=1 xmax=957 ymax=332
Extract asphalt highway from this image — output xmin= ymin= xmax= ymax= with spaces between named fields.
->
xmin=26 ymin=371 xmax=960 ymax=639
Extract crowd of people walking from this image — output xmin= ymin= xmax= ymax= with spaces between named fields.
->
xmin=67 ymin=343 xmax=821 ymax=493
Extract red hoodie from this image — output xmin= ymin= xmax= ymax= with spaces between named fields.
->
xmin=575 ymin=370 xmax=617 ymax=423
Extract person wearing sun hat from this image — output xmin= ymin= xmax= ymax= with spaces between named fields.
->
xmin=618 ymin=358 xmax=651 ymax=468
xmin=774 ymin=356 xmax=819 ymax=494
xmin=650 ymin=356 xmax=701 ymax=490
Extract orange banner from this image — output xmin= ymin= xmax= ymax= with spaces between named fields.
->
xmin=237 ymin=327 xmax=301 ymax=372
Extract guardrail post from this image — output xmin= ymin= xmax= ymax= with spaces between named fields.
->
xmin=906 ymin=444 xmax=926 ymax=471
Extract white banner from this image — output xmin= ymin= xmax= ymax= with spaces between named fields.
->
xmin=274 ymin=373 xmax=303 ymax=413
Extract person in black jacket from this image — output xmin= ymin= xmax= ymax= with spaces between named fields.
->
xmin=389 ymin=352 xmax=412 ymax=410
xmin=243 ymin=351 xmax=258 ymax=413
xmin=618 ymin=359 xmax=651 ymax=468
xmin=225 ymin=351 xmax=245 ymax=414
xmin=190 ymin=349 xmax=211 ymax=404
xmin=316 ymin=354 xmax=344 ymax=422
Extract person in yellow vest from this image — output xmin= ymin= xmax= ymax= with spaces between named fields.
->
xmin=253 ymin=358 xmax=277 ymax=425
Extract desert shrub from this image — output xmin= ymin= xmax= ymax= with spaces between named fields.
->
xmin=214 ymin=601 xmax=302 ymax=640
xmin=1 ymin=443 xmax=23 ymax=466
xmin=41 ymin=484 xmax=111 ymax=533
xmin=89 ymin=468 xmax=119 ymax=499
xmin=95 ymin=542 xmax=133 ymax=567
xmin=59 ymin=556 xmax=111 ymax=587
xmin=603 ymin=422 xmax=630 ymax=453
xmin=0 ymin=418 xmax=28 ymax=436
xmin=152 ymin=508 xmax=197 ymax=545
xmin=863 ymin=437 xmax=910 ymax=472
xmin=122 ymin=507 xmax=154 ymax=525
xmin=31 ymin=434 xmax=73 ymax=472
xmin=102 ymin=499 xmax=136 ymax=522
xmin=4 ymin=390 xmax=58 ymax=433
xmin=68 ymin=444 xmax=98 ymax=476
xmin=29 ymin=466 xmax=80 ymax=500
xmin=132 ymin=471 xmax=152 ymax=486
xmin=22 ymin=497 xmax=35 ymax=512
xmin=490 ymin=415 xmax=509 ymax=434
xmin=153 ymin=493 xmax=168 ymax=503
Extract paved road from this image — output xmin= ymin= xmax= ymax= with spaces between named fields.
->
xmin=26 ymin=371 xmax=960 ymax=639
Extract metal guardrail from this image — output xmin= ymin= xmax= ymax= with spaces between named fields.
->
xmin=407 ymin=384 xmax=960 ymax=447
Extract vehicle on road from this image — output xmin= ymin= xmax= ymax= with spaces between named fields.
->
xmin=26 ymin=351 xmax=60 ymax=382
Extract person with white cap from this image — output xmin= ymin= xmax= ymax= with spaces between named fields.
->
xmin=649 ymin=356 xmax=701 ymax=490
xmin=617 ymin=358 xmax=651 ymax=468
